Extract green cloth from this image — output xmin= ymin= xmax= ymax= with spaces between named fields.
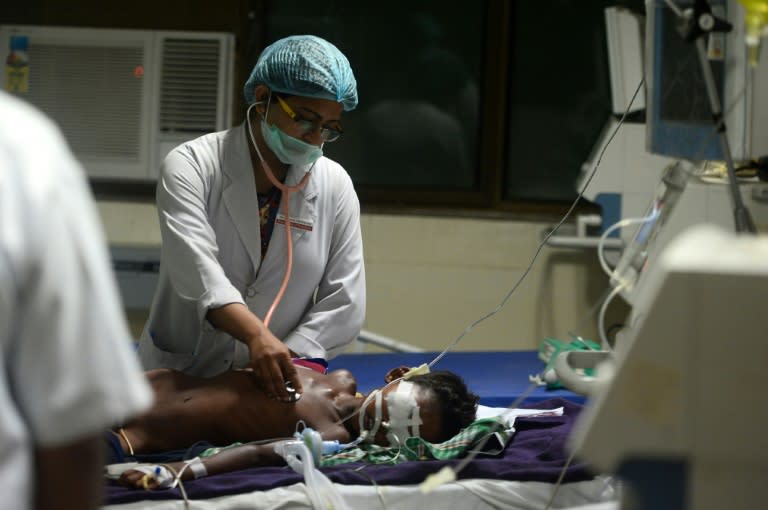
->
xmin=538 ymin=337 xmax=601 ymax=389
xmin=320 ymin=417 xmax=508 ymax=467
xmin=197 ymin=417 xmax=510 ymax=467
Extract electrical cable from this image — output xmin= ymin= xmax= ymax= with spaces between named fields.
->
xmin=542 ymin=447 xmax=578 ymax=510
xmin=346 ymin=464 xmax=388 ymax=510
xmin=597 ymin=282 xmax=628 ymax=351
xmin=428 ymin=75 xmax=645 ymax=370
xmin=597 ymin=215 xmax=656 ymax=280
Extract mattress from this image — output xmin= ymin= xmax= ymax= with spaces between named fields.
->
xmin=103 ymin=476 xmax=618 ymax=509
xmin=103 ymin=398 xmax=617 ymax=509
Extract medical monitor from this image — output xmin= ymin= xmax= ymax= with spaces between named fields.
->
xmin=645 ymin=0 xmax=750 ymax=161
xmin=570 ymin=224 xmax=768 ymax=509
xmin=624 ymin=0 xmax=759 ymax=298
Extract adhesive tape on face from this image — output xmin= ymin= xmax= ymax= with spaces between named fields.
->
xmin=385 ymin=381 xmax=421 ymax=446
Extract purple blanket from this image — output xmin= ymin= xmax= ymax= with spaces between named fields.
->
xmin=105 ymin=398 xmax=594 ymax=505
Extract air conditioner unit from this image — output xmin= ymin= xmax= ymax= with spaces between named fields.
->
xmin=0 ymin=25 xmax=234 ymax=181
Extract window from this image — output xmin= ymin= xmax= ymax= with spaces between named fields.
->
xmin=12 ymin=0 xmax=639 ymax=211
xmin=504 ymin=1 xmax=618 ymax=203
xmin=263 ymin=0 xmax=638 ymax=215
xmin=264 ymin=1 xmax=484 ymax=204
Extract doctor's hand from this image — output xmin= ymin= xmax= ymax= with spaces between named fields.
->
xmin=246 ymin=330 xmax=303 ymax=402
xmin=205 ymin=303 xmax=302 ymax=402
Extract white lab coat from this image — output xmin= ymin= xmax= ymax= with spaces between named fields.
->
xmin=137 ymin=122 xmax=366 ymax=376
xmin=0 ymin=92 xmax=152 ymax=510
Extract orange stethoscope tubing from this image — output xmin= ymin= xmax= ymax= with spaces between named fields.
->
xmin=245 ymin=101 xmax=313 ymax=327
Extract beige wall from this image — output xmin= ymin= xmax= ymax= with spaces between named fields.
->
xmin=99 ymin=200 xmax=628 ymax=352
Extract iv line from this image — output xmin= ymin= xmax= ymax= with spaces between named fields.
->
xmin=428 ymin=77 xmax=646 ymax=370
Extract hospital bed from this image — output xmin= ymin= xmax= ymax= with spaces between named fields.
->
xmin=331 ymin=350 xmax=587 ymax=406
xmin=102 ymin=351 xmax=617 ymax=510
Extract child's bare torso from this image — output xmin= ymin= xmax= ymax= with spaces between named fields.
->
xmin=122 ymin=367 xmax=358 ymax=454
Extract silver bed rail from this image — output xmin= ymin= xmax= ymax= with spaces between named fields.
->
xmin=353 ymin=329 xmax=426 ymax=353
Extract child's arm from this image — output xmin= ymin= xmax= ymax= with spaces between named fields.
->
xmin=117 ymin=443 xmax=284 ymax=490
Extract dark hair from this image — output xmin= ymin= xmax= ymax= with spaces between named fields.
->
xmin=410 ymin=371 xmax=479 ymax=441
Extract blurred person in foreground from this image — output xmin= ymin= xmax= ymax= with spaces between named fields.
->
xmin=0 ymin=90 xmax=153 ymax=510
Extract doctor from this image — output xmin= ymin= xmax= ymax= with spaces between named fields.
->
xmin=137 ymin=35 xmax=366 ymax=402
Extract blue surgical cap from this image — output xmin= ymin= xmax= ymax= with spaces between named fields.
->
xmin=243 ymin=35 xmax=358 ymax=111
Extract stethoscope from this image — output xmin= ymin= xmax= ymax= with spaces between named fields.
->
xmin=245 ymin=100 xmax=314 ymax=327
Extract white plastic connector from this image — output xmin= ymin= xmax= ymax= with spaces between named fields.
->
xmin=420 ymin=466 xmax=456 ymax=493
xmin=402 ymin=363 xmax=430 ymax=379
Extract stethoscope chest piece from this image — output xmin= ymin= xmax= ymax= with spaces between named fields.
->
xmin=285 ymin=380 xmax=301 ymax=402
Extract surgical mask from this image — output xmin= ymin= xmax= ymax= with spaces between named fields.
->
xmin=260 ymin=118 xmax=323 ymax=167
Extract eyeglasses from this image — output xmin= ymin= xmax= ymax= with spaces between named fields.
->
xmin=274 ymin=94 xmax=343 ymax=143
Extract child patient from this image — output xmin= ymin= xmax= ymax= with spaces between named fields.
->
xmin=110 ymin=365 xmax=479 ymax=488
